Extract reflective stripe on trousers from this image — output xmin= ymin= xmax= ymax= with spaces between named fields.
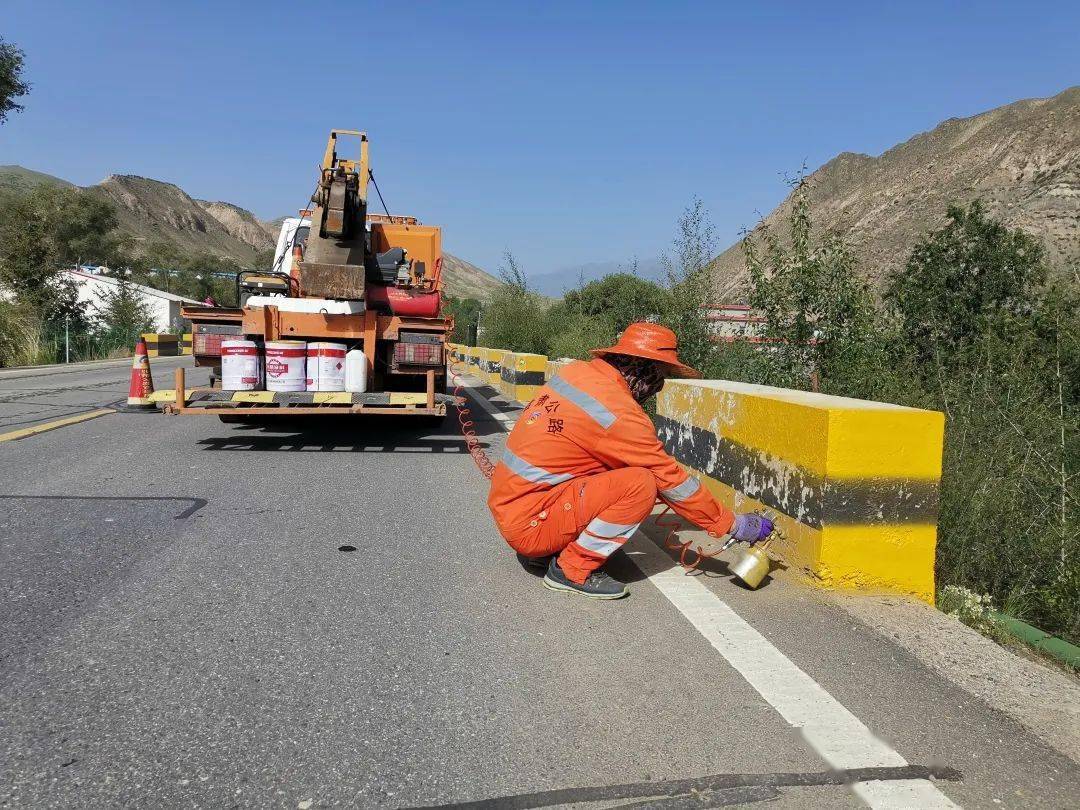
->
xmin=573 ymin=516 xmax=642 ymax=557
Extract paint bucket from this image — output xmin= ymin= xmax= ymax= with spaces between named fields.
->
xmin=220 ymin=339 xmax=262 ymax=390
xmin=264 ymin=340 xmax=307 ymax=392
xmin=730 ymin=540 xmax=772 ymax=589
xmin=306 ymin=342 xmax=347 ymax=391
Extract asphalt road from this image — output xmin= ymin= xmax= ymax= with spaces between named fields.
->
xmin=1 ymin=358 xmax=1078 ymax=808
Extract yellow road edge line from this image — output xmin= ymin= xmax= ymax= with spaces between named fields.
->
xmin=0 ymin=408 xmax=115 ymax=443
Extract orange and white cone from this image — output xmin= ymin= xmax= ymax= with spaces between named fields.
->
xmin=126 ymin=337 xmax=156 ymax=410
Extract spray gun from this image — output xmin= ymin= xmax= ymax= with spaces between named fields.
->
xmin=722 ymin=509 xmax=784 ymax=589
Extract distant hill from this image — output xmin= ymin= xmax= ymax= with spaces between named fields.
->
xmin=710 ymin=85 xmax=1080 ymax=299
xmin=440 ymin=252 xmax=503 ymax=300
xmin=0 ymin=164 xmax=74 ymax=193
xmin=0 ymin=166 xmax=502 ymax=298
xmin=529 ymin=256 xmax=666 ymax=297
xmin=86 ymin=174 xmax=274 ymax=264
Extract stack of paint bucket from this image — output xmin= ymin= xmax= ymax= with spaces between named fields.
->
xmin=219 ymin=339 xmax=352 ymax=393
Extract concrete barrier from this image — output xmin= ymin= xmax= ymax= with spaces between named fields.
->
xmin=465 ymin=345 xmax=481 ymax=374
xmin=141 ymin=333 xmax=182 ymax=357
xmin=480 ymin=347 xmax=508 ymax=388
xmin=656 ymin=380 xmax=944 ymax=602
xmin=545 ymin=357 xmax=572 ymax=380
xmin=500 ymin=352 xmax=546 ymax=404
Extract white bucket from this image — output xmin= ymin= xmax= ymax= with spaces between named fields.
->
xmin=264 ymin=340 xmax=307 ymax=391
xmin=220 ymin=339 xmax=262 ymax=390
xmin=306 ymin=342 xmax=347 ymax=391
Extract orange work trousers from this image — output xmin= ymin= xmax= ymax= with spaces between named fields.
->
xmin=507 ymin=467 xmax=657 ymax=584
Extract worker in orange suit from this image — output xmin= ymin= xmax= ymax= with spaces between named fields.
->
xmin=487 ymin=322 xmax=775 ymax=599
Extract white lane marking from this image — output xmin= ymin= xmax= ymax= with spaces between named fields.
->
xmin=455 ymin=375 xmax=518 ymax=426
xmin=474 ymin=383 xmax=959 ymax=808
xmin=629 ymin=541 xmax=959 ymax=809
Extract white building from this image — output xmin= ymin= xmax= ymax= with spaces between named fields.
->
xmin=703 ymin=304 xmax=766 ymax=342
xmin=66 ymin=269 xmax=199 ymax=332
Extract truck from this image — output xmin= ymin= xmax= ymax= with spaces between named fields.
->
xmin=165 ymin=129 xmax=454 ymax=422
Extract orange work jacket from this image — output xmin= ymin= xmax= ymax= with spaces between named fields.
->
xmin=487 ymin=358 xmax=735 ymax=541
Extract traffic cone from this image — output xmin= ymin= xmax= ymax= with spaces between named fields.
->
xmin=125 ymin=337 xmax=156 ymax=410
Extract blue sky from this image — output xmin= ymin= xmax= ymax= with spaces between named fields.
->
xmin=3 ymin=1 xmax=1077 ymax=281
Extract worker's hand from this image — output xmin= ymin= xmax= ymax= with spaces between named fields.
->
xmin=732 ymin=513 xmax=774 ymax=544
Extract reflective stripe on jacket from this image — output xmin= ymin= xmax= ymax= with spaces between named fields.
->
xmin=487 ymin=358 xmax=735 ymax=540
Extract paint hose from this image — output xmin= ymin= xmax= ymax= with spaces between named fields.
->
xmin=449 ymin=357 xmax=496 ymax=479
xmin=656 ymin=504 xmax=728 ymax=571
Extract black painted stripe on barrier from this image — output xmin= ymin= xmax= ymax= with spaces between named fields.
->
xmin=499 ymin=368 xmax=546 ymax=386
xmin=654 ymin=416 xmax=939 ymax=528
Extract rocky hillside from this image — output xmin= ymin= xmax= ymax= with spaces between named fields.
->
xmin=0 ymin=165 xmax=502 ymax=298
xmin=711 ymin=85 xmax=1080 ymax=298
xmin=86 ymin=175 xmax=274 ymax=264
xmin=440 ymin=252 xmax=503 ymax=300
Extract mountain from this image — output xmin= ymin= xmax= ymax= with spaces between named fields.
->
xmin=86 ymin=175 xmax=274 ymax=264
xmin=529 ymin=256 xmax=667 ymax=297
xmin=0 ymin=166 xmax=502 ymax=298
xmin=440 ymin=252 xmax=503 ymax=300
xmin=0 ymin=164 xmax=75 ymax=194
xmin=710 ymin=86 xmax=1080 ymax=299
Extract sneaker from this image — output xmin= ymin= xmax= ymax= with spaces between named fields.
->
xmin=516 ymin=552 xmax=554 ymax=574
xmin=543 ymin=558 xmax=629 ymax=600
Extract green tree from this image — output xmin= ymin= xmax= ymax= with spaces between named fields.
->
xmin=94 ymin=277 xmax=156 ymax=350
xmin=885 ymin=204 xmax=1077 ymax=640
xmin=0 ymin=36 xmax=30 ymax=124
xmin=545 ymin=273 xmax=670 ymax=359
xmin=661 ymin=196 xmax=717 ymax=373
xmin=0 ymin=185 xmax=122 ymax=322
xmin=885 ymin=200 xmax=1048 ymax=366
xmin=742 ymin=177 xmax=884 ymax=394
xmin=478 ymin=251 xmax=550 ymax=354
xmin=444 ymin=295 xmax=481 ymax=344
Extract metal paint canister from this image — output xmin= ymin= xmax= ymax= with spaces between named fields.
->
xmin=730 ymin=543 xmax=772 ymax=589
xmin=305 ymin=342 xmax=347 ymax=391
xmin=220 ymin=339 xmax=262 ymax=390
xmin=264 ymin=340 xmax=307 ymax=392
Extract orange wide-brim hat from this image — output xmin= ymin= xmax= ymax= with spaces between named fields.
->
xmin=590 ymin=322 xmax=702 ymax=379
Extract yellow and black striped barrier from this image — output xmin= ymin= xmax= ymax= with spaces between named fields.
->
xmin=656 ymin=381 xmax=944 ymax=602
xmin=499 ymin=352 xmax=547 ymax=404
xmin=141 ymin=333 xmax=187 ymax=357
xmin=480 ymin=347 xmax=508 ymax=388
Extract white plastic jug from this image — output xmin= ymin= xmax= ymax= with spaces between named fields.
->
xmin=345 ymin=349 xmax=368 ymax=393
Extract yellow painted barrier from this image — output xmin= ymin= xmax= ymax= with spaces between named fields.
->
xmin=141 ymin=332 xmax=181 ymax=358
xmin=500 ymin=352 xmax=547 ymax=404
xmin=545 ymin=357 xmax=571 ymax=382
xmin=481 ymin=347 xmax=507 ymax=388
xmin=465 ymin=345 xmax=482 ymax=374
xmin=497 ymin=352 xmax=516 ymax=399
xmin=656 ymin=380 xmax=944 ymax=602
